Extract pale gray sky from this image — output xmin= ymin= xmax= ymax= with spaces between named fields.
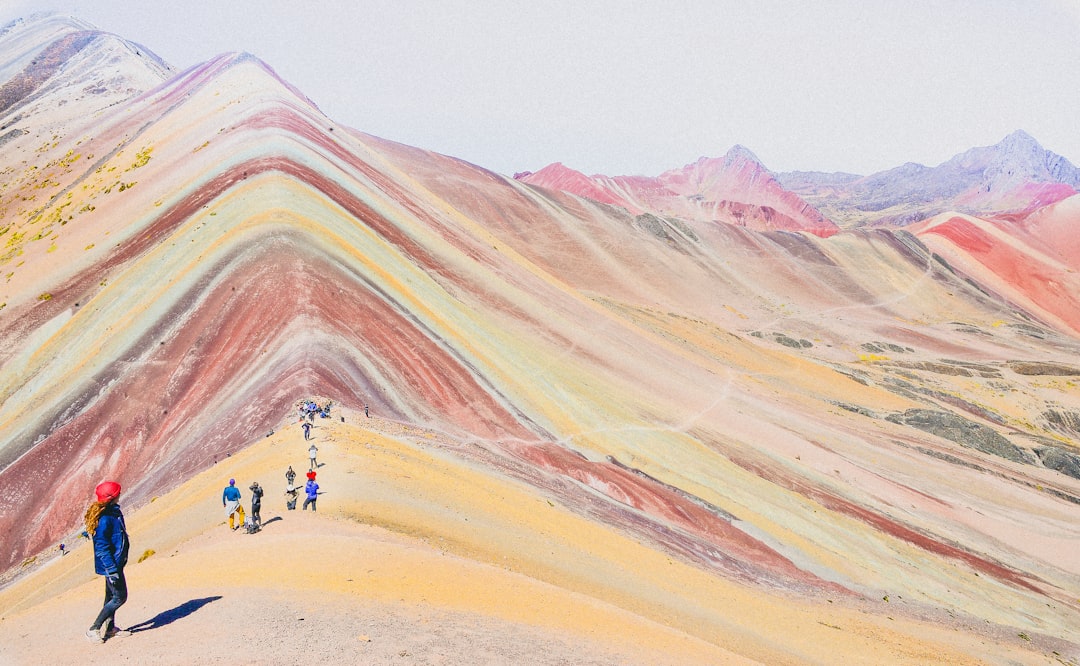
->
xmin=3 ymin=1 xmax=1078 ymax=177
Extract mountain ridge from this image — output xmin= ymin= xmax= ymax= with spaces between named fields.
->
xmin=520 ymin=130 xmax=1079 ymax=231
xmin=777 ymin=129 xmax=1080 ymax=226
xmin=518 ymin=145 xmax=839 ymax=236
xmin=0 ymin=13 xmax=173 ymax=120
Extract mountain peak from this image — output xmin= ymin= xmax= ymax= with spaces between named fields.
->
xmin=516 ymin=162 xmax=635 ymax=209
xmin=682 ymin=146 xmax=765 ymax=174
xmin=1000 ymin=129 xmax=1039 ymax=149
xmin=723 ymin=144 xmax=764 ymax=167
xmin=976 ymin=130 xmax=1080 ymax=188
xmin=0 ymin=11 xmax=95 ymax=35
xmin=991 ymin=129 xmax=1046 ymax=165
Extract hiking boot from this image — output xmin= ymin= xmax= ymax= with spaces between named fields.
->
xmin=85 ymin=628 xmax=103 ymax=644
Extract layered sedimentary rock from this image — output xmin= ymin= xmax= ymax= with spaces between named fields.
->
xmin=2 ymin=13 xmax=1080 ymax=656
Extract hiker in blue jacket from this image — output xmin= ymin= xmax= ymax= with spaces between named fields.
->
xmin=303 ymin=471 xmax=319 ymax=511
xmin=223 ymin=478 xmax=245 ymax=530
xmin=84 ymin=481 xmax=131 ymax=643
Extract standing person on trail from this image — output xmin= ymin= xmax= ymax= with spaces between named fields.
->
xmin=249 ymin=481 xmax=264 ymax=528
xmin=302 ymin=421 xmax=312 ymax=441
xmin=223 ymin=479 xmax=245 ymax=530
xmin=284 ymin=484 xmax=299 ymax=510
xmin=285 ymin=465 xmax=296 ymax=487
xmin=303 ymin=471 xmax=319 ymax=511
xmin=84 ymin=481 xmax=132 ymax=644
xmin=308 ymin=442 xmax=318 ymax=470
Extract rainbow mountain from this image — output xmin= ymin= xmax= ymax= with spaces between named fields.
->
xmin=2 ymin=13 xmax=1080 ymax=662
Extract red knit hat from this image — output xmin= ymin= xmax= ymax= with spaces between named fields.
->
xmin=95 ymin=481 xmax=121 ymax=502
xmin=306 ymin=471 xmax=316 ymax=480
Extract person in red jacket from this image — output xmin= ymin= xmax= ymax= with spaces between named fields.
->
xmin=84 ymin=481 xmax=132 ymax=643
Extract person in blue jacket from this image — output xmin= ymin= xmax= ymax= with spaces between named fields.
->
xmin=223 ymin=478 xmax=245 ymax=530
xmin=84 ymin=480 xmax=131 ymax=643
xmin=303 ymin=471 xmax=319 ymax=511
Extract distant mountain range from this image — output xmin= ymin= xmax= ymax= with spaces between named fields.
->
xmin=518 ymin=130 xmax=1080 ymax=230
xmin=779 ymin=129 xmax=1080 ymax=227
xmin=517 ymin=146 xmax=839 ymax=236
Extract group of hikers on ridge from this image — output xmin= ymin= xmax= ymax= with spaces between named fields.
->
xmin=82 ymin=469 xmax=319 ymax=642
xmin=81 ymin=398 xmax=336 ymax=643
xmin=222 ymin=469 xmax=317 ymax=532
xmin=224 ymin=397 xmax=329 ymax=531
xmin=299 ymin=399 xmax=332 ymax=422
xmin=225 ymin=457 xmax=321 ymax=532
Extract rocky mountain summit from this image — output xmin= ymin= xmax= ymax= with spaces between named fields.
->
xmin=0 ymin=13 xmax=173 ymax=132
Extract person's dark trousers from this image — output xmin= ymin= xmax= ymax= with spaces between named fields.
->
xmin=303 ymin=497 xmax=317 ymax=511
xmin=91 ymin=569 xmax=128 ymax=630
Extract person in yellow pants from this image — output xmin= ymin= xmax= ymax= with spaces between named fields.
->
xmin=222 ymin=479 xmax=245 ymax=530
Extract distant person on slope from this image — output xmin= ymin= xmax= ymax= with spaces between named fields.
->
xmin=308 ymin=442 xmax=318 ymax=470
xmin=285 ymin=465 xmax=296 ymax=487
xmin=303 ymin=471 xmax=319 ymax=511
xmin=84 ymin=481 xmax=132 ymax=644
xmin=284 ymin=483 xmax=299 ymax=510
xmin=223 ymin=478 xmax=245 ymax=530
xmin=302 ymin=421 xmax=312 ymax=441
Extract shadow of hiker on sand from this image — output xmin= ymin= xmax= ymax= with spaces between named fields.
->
xmin=261 ymin=516 xmax=283 ymax=527
xmin=127 ymin=596 xmax=222 ymax=633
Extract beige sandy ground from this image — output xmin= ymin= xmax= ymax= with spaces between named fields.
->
xmin=0 ymin=407 xmax=1057 ymax=665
